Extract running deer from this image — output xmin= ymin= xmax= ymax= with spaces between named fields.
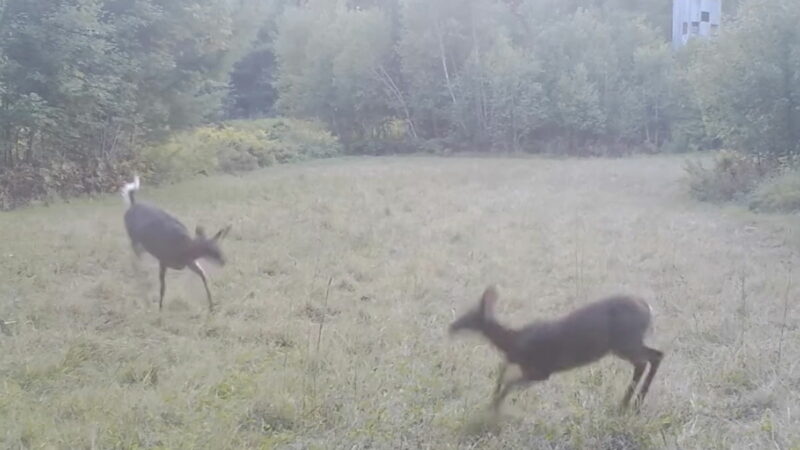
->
xmin=450 ymin=286 xmax=663 ymax=412
xmin=121 ymin=176 xmax=231 ymax=312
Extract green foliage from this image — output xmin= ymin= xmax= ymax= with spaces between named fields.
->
xmin=141 ymin=118 xmax=341 ymax=183
xmin=274 ymin=1 xmax=395 ymax=145
xmin=748 ymin=168 xmax=800 ymax=213
xmin=6 ymin=0 xmax=793 ymax=210
xmin=680 ymin=0 xmax=800 ymax=208
xmin=273 ymin=0 xmax=681 ymax=154
xmin=476 ymin=36 xmax=549 ymax=152
xmin=684 ymin=151 xmax=769 ymax=203
xmin=0 ymin=0 xmax=262 ymax=207
xmin=225 ymin=0 xmax=285 ymax=119
xmin=0 ymin=157 xmax=138 ymax=210
xmin=687 ymin=0 xmax=800 ymax=158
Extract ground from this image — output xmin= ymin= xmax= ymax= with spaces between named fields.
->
xmin=1 ymin=155 xmax=799 ymax=449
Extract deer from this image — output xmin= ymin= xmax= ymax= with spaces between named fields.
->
xmin=449 ymin=285 xmax=663 ymax=412
xmin=121 ymin=175 xmax=231 ymax=312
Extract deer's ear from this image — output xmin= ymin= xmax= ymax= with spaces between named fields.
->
xmin=480 ymin=285 xmax=498 ymax=317
xmin=212 ymin=224 xmax=231 ymax=241
xmin=195 ymin=226 xmax=206 ymax=238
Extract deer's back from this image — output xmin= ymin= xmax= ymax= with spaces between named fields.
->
xmin=516 ymin=296 xmax=652 ymax=373
xmin=562 ymin=295 xmax=651 ymax=344
xmin=124 ymin=203 xmax=192 ymax=266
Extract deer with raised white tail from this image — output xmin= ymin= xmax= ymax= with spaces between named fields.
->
xmin=450 ymin=285 xmax=663 ymax=412
xmin=121 ymin=176 xmax=231 ymax=312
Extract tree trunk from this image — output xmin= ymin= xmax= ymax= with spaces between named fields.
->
xmin=25 ymin=128 xmax=35 ymax=163
xmin=510 ymin=94 xmax=518 ymax=152
xmin=436 ymin=22 xmax=458 ymax=108
xmin=470 ymin=0 xmax=487 ymax=147
xmin=435 ymin=21 xmax=466 ymax=135
xmin=654 ymin=95 xmax=660 ymax=147
xmin=374 ymin=65 xmax=418 ymax=139
xmin=782 ymin=39 xmax=796 ymax=156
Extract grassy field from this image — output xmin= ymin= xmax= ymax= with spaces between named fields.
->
xmin=1 ymin=155 xmax=799 ymax=449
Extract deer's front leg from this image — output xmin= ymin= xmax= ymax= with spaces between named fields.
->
xmin=493 ymin=362 xmax=509 ymax=396
xmin=491 ymin=366 xmax=549 ymax=411
xmin=492 ymin=376 xmax=530 ymax=411
xmin=188 ymin=260 xmax=214 ymax=312
xmin=158 ymin=263 xmax=167 ymax=311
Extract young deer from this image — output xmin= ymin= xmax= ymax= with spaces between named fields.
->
xmin=121 ymin=176 xmax=231 ymax=312
xmin=450 ymin=286 xmax=663 ymax=412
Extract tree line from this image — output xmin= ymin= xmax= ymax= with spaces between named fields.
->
xmin=0 ymin=0 xmax=265 ymax=206
xmin=1 ymin=0 xmax=798 ymax=207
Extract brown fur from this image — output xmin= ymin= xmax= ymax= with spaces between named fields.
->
xmin=450 ymin=286 xmax=663 ymax=411
xmin=122 ymin=178 xmax=230 ymax=312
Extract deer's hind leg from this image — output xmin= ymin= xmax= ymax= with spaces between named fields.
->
xmin=636 ymin=347 xmax=663 ymax=407
xmin=493 ymin=362 xmax=509 ymax=396
xmin=620 ymin=361 xmax=647 ymax=409
xmin=616 ymin=345 xmax=664 ymax=410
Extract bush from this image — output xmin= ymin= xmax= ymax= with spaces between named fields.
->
xmin=0 ymin=118 xmax=340 ymax=209
xmin=684 ymin=150 xmax=770 ymax=203
xmin=141 ymin=118 xmax=341 ymax=183
xmin=748 ymin=169 xmax=800 ymax=213
xmin=0 ymin=158 xmax=138 ymax=211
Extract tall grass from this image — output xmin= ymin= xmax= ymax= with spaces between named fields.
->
xmin=1 ymin=155 xmax=798 ymax=449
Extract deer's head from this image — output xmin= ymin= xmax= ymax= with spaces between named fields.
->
xmin=449 ymin=285 xmax=498 ymax=334
xmin=192 ymin=224 xmax=232 ymax=265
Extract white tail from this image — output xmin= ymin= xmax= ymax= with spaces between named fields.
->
xmin=121 ymin=175 xmax=141 ymax=206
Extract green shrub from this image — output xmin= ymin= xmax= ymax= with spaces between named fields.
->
xmin=141 ymin=118 xmax=341 ymax=183
xmin=684 ymin=150 xmax=770 ymax=203
xmin=748 ymin=169 xmax=800 ymax=213
xmin=0 ymin=118 xmax=340 ymax=209
xmin=0 ymin=158 xmax=138 ymax=211
xmin=140 ymin=132 xmax=219 ymax=184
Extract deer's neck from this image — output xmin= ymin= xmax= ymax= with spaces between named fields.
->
xmin=183 ymin=240 xmax=206 ymax=262
xmin=481 ymin=319 xmax=519 ymax=357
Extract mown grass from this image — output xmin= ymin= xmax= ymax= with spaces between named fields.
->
xmin=1 ymin=155 xmax=799 ymax=449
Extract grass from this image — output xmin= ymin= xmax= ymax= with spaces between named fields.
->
xmin=1 ymin=155 xmax=799 ymax=449
xmin=749 ymin=168 xmax=800 ymax=213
